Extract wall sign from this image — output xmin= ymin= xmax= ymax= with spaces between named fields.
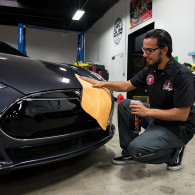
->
xmin=130 ymin=0 xmax=152 ymax=29
xmin=113 ymin=18 xmax=123 ymax=44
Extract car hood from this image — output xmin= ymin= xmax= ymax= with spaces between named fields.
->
xmin=0 ymin=53 xmax=95 ymax=95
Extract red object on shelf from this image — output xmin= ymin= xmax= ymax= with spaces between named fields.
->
xmin=92 ymin=65 xmax=96 ymax=72
xmin=117 ymin=94 xmax=124 ymax=103
xmin=98 ymin=70 xmax=102 ymax=75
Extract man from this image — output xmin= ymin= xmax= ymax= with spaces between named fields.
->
xmin=80 ymin=29 xmax=195 ymax=171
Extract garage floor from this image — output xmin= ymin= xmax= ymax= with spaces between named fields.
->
xmin=0 ymin=102 xmax=195 ymax=195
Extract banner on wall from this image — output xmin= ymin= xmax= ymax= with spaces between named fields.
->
xmin=130 ymin=0 xmax=152 ymax=29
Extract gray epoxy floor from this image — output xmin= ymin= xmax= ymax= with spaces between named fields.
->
xmin=0 ymin=103 xmax=195 ymax=195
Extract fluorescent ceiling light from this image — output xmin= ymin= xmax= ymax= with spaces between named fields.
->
xmin=72 ymin=9 xmax=85 ymax=20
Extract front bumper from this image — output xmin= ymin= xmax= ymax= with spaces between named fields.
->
xmin=0 ymin=89 xmax=115 ymax=173
xmin=0 ymin=123 xmax=115 ymax=173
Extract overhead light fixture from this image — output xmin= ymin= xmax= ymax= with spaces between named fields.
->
xmin=72 ymin=9 xmax=85 ymax=20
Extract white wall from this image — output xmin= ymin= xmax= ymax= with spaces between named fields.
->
xmin=85 ymin=0 xmax=129 ymax=98
xmin=26 ymin=28 xmax=78 ymax=64
xmin=152 ymin=0 xmax=195 ymax=64
xmin=86 ymin=0 xmax=128 ymax=77
xmin=128 ymin=0 xmax=195 ymax=64
xmin=0 ymin=25 xmax=18 ymax=48
xmin=85 ymin=0 xmax=195 ymax=85
xmin=0 ymin=25 xmax=78 ymax=64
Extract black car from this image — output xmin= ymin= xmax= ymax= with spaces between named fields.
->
xmin=0 ymin=41 xmax=115 ymax=173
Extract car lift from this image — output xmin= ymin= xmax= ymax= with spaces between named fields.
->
xmin=18 ymin=23 xmax=85 ymax=64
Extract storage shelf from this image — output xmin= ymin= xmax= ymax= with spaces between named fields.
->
xmin=188 ymin=51 xmax=195 ymax=56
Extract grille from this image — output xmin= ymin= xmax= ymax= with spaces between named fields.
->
xmin=6 ymin=129 xmax=109 ymax=163
xmin=30 ymin=121 xmax=100 ymax=138
xmin=0 ymin=90 xmax=101 ymax=139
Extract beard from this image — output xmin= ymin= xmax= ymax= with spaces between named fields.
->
xmin=146 ymin=52 xmax=162 ymax=70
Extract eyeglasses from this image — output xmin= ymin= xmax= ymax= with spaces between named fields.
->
xmin=142 ymin=47 xmax=160 ymax=55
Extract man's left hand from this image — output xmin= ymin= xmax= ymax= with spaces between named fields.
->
xmin=129 ymin=102 xmax=149 ymax=117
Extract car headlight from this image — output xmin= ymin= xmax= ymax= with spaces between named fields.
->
xmin=89 ymin=71 xmax=106 ymax=81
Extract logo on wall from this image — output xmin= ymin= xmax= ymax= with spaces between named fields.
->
xmin=113 ymin=18 xmax=123 ymax=44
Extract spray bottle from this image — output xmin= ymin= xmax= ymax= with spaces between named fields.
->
xmin=131 ymin=100 xmax=142 ymax=133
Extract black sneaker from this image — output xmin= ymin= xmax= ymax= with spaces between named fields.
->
xmin=112 ymin=156 xmax=138 ymax=165
xmin=167 ymin=146 xmax=186 ymax=171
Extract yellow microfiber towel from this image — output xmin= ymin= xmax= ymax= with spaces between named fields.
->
xmin=75 ymin=74 xmax=112 ymax=130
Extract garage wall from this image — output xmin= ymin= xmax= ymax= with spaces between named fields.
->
xmin=128 ymin=0 xmax=195 ymax=65
xmin=0 ymin=25 xmax=18 ymax=47
xmin=26 ymin=28 xmax=78 ymax=64
xmin=1 ymin=0 xmax=195 ymax=73
xmin=85 ymin=0 xmax=128 ymax=79
xmin=0 ymin=25 xmax=78 ymax=64
xmin=85 ymin=0 xmax=195 ymax=94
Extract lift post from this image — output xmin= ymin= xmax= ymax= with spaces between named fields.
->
xmin=18 ymin=23 xmax=26 ymax=54
xmin=18 ymin=24 xmax=85 ymax=63
xmin=77 ymin=31 xmax=85 ymax=63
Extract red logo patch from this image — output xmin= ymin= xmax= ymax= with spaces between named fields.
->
xmin=147 ymin=74 xmax=154 ymax=85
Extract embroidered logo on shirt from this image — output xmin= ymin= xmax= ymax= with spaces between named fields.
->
xmin=147 ymin=74 xmax=154 ymax=85
xmin=163 ymin=80 xmax=173 ymax=91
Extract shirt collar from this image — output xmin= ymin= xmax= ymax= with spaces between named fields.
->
xmin=149 ymin=56 xmax=175 ymax=75
xmin=163 ymin=56 xmax=174 ymax=76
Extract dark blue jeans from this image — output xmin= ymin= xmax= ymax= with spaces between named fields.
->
xmin=118 ymin=99 xmax=185 ymax=165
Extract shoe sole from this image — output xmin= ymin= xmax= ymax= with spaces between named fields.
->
xmin=167 ymin=146 xmax=186 ymax=171
xmin=112 ymin=159 xmax=139 ymax=165
xmin=167 ymin=165 xmax=182 ymax=171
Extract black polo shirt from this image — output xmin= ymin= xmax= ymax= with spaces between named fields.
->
xmin=130 ymin=56 xmax=195 ymax=144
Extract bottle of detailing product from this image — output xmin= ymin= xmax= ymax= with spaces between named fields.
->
xmin=131 ymin=100 xmax=142 ymax=133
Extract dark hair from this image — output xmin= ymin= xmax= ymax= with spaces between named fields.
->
xmin=145 ymin=29 xmax=172 ymax=58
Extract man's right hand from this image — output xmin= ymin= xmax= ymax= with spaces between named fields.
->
xmin=79 ymin=76 xmax=135 ymax=92
xmin=79 ymin=76 xmax=104 ymax=88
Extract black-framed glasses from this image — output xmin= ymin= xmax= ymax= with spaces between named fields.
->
xmin=142 ymin=47 xmax=160 ymax=55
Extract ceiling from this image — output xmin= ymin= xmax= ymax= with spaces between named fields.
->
xmin=0 ymin=0 xmax=119 ymax=32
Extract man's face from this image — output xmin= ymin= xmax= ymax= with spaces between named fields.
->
xmin=142 ymin=38 xmax=162 ymax=69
